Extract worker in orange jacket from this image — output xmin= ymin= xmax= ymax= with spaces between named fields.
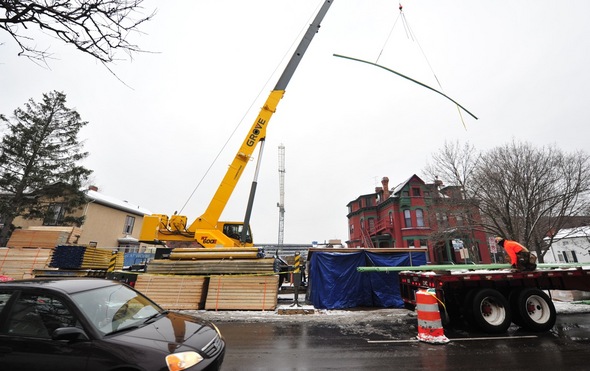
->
xmin=495 ymin=237 xmax=537 ymax=271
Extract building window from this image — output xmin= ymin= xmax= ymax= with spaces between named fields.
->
xmin=368 ymin=218 xmax=375 ymax=233
xmin=123 ymin=216 xmax=135 ymax=234
xmin=412 ymin=187 xmax=421 ymax=197
xmin=404 ymin=209 xmax=412 ymax=228
xmin=43 ymin=203 xmax=66 ymax=226
xmin=389 ymin=211 xmax=393 ymax=226
xmin=419 ymin=239 xmax=428 ymax=247
xmin=416 ymin=209 xmax=424 ymax=227
xmin=407 ymin=239 xmax=415 ymax=248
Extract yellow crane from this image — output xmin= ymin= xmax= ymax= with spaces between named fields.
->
xmin=140 ymin=1 xmax=335 ymax=249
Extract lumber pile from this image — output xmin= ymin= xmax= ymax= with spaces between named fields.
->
xmin=205 ymin=275 xmax=279 ymax=311
xmin=7 ymin=226 xmax=82 ymax=248
xmin=146 ymin=258 xmax=275 ymax=275
xmin=134 ymin=274 xmax=207 ymax=310
xmin=170 ymin=247 xmax=264 ymax=260
xmin=49 ymin=245 xmax=124 ymax=270
xmin=0 ymin=247 xmax=52 ymax=279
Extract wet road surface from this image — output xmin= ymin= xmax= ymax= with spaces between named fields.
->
xmin=216 ymin=313 xmax=590 ymax=370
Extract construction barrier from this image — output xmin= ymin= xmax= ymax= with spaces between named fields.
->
xmin=416 ymin=289 xmax=449 ymax=344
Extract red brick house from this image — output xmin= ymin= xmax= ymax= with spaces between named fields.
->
xmin=346 ymin=175 xmax=491 ymax=264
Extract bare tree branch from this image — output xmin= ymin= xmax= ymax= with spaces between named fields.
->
xmin=0 ymin=0 xmax=155 ymax=65
xmin=426 ymin=140 xmax=590 ymax=263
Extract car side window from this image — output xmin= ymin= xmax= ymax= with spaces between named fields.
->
xmin=0 ymin=292 xmax=13 ymax=312
xmin=5 ymin=293 xmax=77 ymax=338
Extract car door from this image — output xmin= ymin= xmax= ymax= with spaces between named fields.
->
xmin=0 ymin=290 xmax=92 ymax=371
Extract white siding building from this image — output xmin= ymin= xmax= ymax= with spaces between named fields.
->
xmin=544 ymin=226 xmax=590 ymax=263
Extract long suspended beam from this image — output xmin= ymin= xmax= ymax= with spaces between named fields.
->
xmin=334 ymin=53 xmax=478 ymax=120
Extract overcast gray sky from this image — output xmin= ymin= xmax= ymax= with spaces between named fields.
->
xmin=1 ymin=0 xmax=589 ymax=246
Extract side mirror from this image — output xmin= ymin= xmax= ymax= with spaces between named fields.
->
xmin=52 ymin=327 xmax=89 ymax=341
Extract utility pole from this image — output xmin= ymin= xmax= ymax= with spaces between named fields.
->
xmin=277 ymin=144 xmax=286 ymax=245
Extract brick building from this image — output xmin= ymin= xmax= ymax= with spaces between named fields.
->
xmin=346 ymin=175 xmax=491 ymax=264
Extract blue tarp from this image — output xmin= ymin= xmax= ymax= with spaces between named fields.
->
xmin=309 ymin=250 xmax=427 ymax=310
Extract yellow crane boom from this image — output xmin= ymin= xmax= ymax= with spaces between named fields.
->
xmin=140 ymin=0 xmax=335 ymax=248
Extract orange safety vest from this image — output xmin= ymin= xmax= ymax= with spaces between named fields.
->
xmin=503 ymin=240 xmax=528 ymax=265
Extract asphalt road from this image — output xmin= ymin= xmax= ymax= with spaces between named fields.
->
xmin=198 ymin=309 xmax=590 ymax=370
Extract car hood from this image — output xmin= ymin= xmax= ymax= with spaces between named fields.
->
xmin=108 ymin=311 xmax=221 ymax=355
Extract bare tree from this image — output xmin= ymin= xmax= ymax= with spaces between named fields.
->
xmin=470 ymin=141 xmax=590 ymax=262
xmin=423 ymin=140 xmax=480 ymax=195
xmin=425 ymin=140 xmax=590 ymax=263
xmin=0 ymin=1 xmax=155 ymax=65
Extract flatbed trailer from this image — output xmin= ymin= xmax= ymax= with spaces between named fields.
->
xmin=359 ymin=264 xmax=590 ymax=334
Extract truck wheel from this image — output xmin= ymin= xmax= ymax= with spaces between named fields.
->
xmin=470 ymin=289 xmax=511 ymax=334
xmin=514 ymin=288 xmax=556 ymax=332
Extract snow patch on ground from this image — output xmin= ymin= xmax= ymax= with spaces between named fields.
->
xmin=553 ymin=300 xmax=590 ymax=314
xmin=186 ymin=298 xmax=590 ymax=323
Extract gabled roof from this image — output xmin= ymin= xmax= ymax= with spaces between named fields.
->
xmin=391 ymin=174 xmax=425 ymax=196
xmin=85 ymin=189 xmax=151 ymax=216
xmin=549 ymin=226 xmax=590 ymax=240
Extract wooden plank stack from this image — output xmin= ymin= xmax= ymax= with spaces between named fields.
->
xmin=7 ymin=229 xmax=70 ymax=248
xmin=7 ymin=227 xmax=82 ymax=248
xmin=0 ymin=247 xmax=52 ymax=279
xmin=146 ymin=258 xmax=275 ymax=275
xmin=143 ymin=257 xmax=280 ymax=311
xmin=169 ymin=247 xmax=263 ymax=260
xmin=134 ymin=274 xmax=207 ymax=310
xmin=205 ymin=275 xmax=279 ymax=311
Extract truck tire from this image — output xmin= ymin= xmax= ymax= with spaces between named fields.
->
xmin=470 ymin=289 xmax=512 ymax=334
xmin=514 ymin=288 xmax=556 ymax=332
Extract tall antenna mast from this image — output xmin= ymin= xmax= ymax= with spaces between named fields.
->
xmin=277 ymin=144 xmax=286 ymax=245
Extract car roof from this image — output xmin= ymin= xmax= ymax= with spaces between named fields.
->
xmin=0 ymin=278 xmax=120 ymax=294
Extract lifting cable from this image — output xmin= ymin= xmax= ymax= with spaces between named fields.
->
xmin=397 ymin=3 xmax=469 ymax=128
xmin=358 ymin=2 xmax=474 ymax=126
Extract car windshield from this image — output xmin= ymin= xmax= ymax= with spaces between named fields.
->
xmin=70 ymin=284 xmax=162 ymax=335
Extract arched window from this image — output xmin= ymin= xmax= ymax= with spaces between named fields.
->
xmin=404 ymin=210 xmax=412 ymax=228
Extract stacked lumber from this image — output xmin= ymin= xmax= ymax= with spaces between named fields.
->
xmin=205 ymin=275 xmax=278 ymax=311
xmin=0 ymin=247 xmax=52 ymax=279
xmin=7 ymin=226 xmax=82 ymax=248
xmin=146 ymin=258 xmax=275 ymax=275
xmin=49 ymin=245 xmax=124 ymax=270
xmin=7 ymin=229 xmax=70 ymax=248
xmin=134 ymin=274 xmax=207 ymax=310
xmin=27 ymin=226 xmax=82 ymax=243
xmin=170 ymin=247 xmax=264 ymax=260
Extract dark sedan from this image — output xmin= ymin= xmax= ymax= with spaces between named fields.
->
xmin=0 ymin=278 xmax=225 ymax=371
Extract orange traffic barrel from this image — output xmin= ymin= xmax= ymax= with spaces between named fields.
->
xmin=416 ymin=289 xmax=449 ymax=344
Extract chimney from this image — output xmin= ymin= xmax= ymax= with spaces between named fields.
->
xmin=381 ymin=177 xmax=390 ymax=199
xmin=88 ymin=185 xmax=98 ymax=192
xmin=434 ymin=176 xmax=443 ymax=189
